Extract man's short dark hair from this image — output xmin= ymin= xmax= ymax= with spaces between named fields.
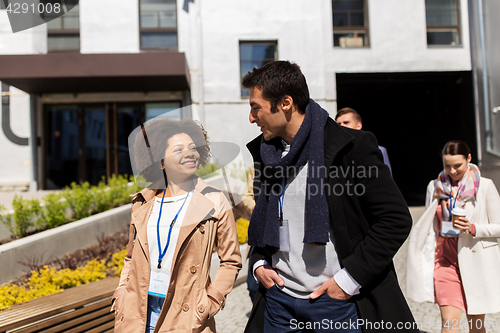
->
xmin=335 ymin=107 xmax=362 ymax=123
xmin=242 ymin=60 xmax=310 ymax=114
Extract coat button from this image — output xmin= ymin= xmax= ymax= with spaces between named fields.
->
xmin=199 ymin=225 xmax=205 ymax=233
xmin=198 ymin=305 xmax=205 ymax=313
xmin=472 ymin=248 xmax=477 ymax=253
xmin=190 ymin=266 xmax=197 ymax=274
xmin=182 ymin=304 xmax=190 ymax=312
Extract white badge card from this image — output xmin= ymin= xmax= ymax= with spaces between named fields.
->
xmin=148 ymin=271 xmax=170 ymax=297
xmin=279 ymin=219 xmax=290 ymax=252
xmin=441 ymin=221 xmax=460 ymax=237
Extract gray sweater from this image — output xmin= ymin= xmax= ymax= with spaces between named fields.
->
xmin=272 ymin=162 xmax=342 ymax=299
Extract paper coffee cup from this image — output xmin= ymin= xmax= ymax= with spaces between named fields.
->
xmin=452 ymin=207 xmax=466 ymax=227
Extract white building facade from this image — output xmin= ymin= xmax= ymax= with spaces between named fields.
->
xmin=0 ymin=0 xmax=484 ymax=204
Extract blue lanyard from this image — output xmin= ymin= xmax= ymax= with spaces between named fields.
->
xmin=278 ymin=178 xmax=287 ymax=225
xmin=448 ymin=175 xmax=463 ymax=218
xmin=156 ymin=186 xmax=192 ymax=269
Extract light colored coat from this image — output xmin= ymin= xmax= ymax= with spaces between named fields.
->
xmin=406 ymin=177 xmax=500 ymax=314
xmin=111 ymin=178 xmax=242 ymax=333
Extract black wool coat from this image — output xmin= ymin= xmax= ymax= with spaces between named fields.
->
xmin=244 ymin=118 xmax=418 ymax=333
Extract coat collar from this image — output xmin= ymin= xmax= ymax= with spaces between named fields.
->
xmin=323 ymin=118 xmax=355 ymax=169
xmin=131 ymin=177 xmax=218 ymax=262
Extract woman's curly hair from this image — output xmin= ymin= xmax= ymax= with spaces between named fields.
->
xmin=132 ymin=118 xmax=211 ymax=184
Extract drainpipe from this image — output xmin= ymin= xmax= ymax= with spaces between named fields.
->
xmin=1 ymin=83 xmax=29 ymax=146
xmin=197 ymin=0 xmax=205 ymax=125
xmin=477 ymin=0 xmax=500 ymax=159
xmin=29 ymin=95 xmax=38 ymax=192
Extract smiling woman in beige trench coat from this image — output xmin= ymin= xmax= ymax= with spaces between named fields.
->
xmin=407 ymin=140 xmax=500 ymax=333
xmin=110 ymin=118 xmax=242 ymax=333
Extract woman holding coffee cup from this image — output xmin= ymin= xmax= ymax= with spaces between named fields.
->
xmin=407 ymin=140 xmax=500 ymax=333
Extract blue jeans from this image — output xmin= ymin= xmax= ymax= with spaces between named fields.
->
xmin=264 ymin=285 xmax=361 ymax=333
xmin=146 ymin=294 xmax=165 ymax=333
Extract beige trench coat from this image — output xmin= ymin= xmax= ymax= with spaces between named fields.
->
xmin=111 ymin=178 xmax=242 ymax=332
xmin=406 ymin=177 xmax=500 ymax=314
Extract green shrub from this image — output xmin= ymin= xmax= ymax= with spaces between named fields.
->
xmin=196 ymin=163 xmax=220 ymax=178
xmin=0 ymin=196 xmax=42 ymax=238
xmin=38 ymin=192 xmax=67 ymax=229
xmin=63 ymin=182 xmax=94 ymax=220
xmin=0 ymin=175 xmax=140 ymax=242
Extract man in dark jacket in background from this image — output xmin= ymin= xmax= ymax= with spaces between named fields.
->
xmin=242 ymin=60 xmax=417 ymax=333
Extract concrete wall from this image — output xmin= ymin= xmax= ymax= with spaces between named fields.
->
xmin=0 ymin=86 xmax=32 ymax=187
xmin=80 ymin=0 xmax=140 ymax=53
xmin=0 ymin=11 xmax=46 ymax=55
xmin=0 ymin=9 xmax=45 ymax=187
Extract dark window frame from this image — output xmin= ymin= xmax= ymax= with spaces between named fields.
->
xmin=139 ymin=0 xmax=178 ymax=51
xmin=239 ymin=40 xmax=278 ymax=98
xmin=41 ymin=100 xmax=182 ymax=189
xmin=332 ymin=0 xmax=370 ymax=47
xmin=425 ymin=0 xmax=461 ymax=46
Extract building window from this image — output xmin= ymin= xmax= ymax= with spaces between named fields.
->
xmin=239 ymin=41 xmax=277 ymax=97
xmin=42 ymin=2 xmax=80 ymax=52
xmin=140 ymin=0 xmax=177 ymax=50
xmin=425 ymin=0 xmax=460 ymax=46
xmin=43 ymin=101 xmax=182 ymax=189
xmin=332 ymin=0 xmax=369 ymax=47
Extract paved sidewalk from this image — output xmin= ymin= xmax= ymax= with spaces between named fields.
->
xmin=216 ymin=206 xmax=500 ymax=333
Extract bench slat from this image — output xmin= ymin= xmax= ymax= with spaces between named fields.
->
xmin=84 ymin=321 xmax=115 ymax=333
xmin=12 ymin=298 xmax=112 ymax=333
xmin=65 ymin=313 xmax=114 ymax=333
xmin=0 ymin=278 xmax=118 ymax=331
xmin=38 ymin=308 xmax=112 ymax=333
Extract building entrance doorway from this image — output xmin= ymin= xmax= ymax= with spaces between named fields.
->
xmin=43 ymin=101 xmax=181 ymax=189
xmin=336 ymin=71 xmax=476 ymax=206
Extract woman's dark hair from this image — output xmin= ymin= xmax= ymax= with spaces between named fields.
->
xmin=441 ymin=140 xmax=470 ymax=158
xmin=241 ymin=60 xmax=310 ymax=114
xmin=133 ymin=118 xmax=210 ymax=184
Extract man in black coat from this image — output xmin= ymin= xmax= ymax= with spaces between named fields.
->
xmin=242 ymin=61 xmax=417 ymax=333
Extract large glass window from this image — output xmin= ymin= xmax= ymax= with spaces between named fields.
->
xmin=43 ymin=101 xmax=181 ymax=189
xmin=239 ymin=41 xmax=277 ymax=97
xmin=332 ymin=0 xmax=369 ymax=47
xmin=140 ymin=0 xmax=177 ymax=49
xmin=425 ymin=0 xmax=461 ymax=45
xmin=45 ymin=104 xmax=80 ymax=189
xmin=42 ymin=2 xmax=80 ymax=52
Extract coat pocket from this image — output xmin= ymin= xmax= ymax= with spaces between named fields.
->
xmin=480 ymin=239 xmax=499 ymax=249
xmin=195 ymin=288 xmax=211 ymax=324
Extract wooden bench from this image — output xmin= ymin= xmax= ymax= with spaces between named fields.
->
xmin=0 ymin=278 xmax=118 ymax=333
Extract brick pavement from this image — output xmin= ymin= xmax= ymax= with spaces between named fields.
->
xmin=216 ymin=206 xmax=500 ymax=332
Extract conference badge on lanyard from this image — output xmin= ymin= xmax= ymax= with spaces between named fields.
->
xmin=279 ymin=178 xmax=290 ymax=252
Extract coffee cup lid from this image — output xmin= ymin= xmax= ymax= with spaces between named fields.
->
xmin=452 ymin=207 xmax=466 ymax=216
